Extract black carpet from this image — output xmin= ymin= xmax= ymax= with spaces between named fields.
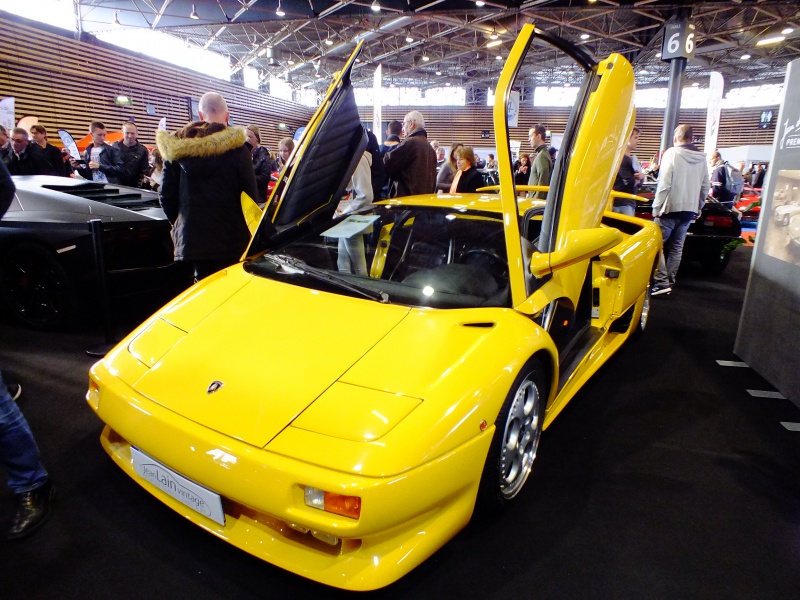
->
xmin=2 ymin=246 xmax=799 ymax=599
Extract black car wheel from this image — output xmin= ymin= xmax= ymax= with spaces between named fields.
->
xmin=477 ymin=357 xmax=547 ymax=514
xmin=0 ymin=242 xmax=77 ymax=329
xmin=700 ymin=246 xmax=731 ymax=275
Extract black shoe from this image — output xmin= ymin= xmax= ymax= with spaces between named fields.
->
xmin=8 ymin=383 xmax=21 ymax=401
xmin=7 ymin=481 xmax=55 ymax=540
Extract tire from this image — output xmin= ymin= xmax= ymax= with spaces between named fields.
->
xmin=0 ymin=242 xmax=77 ymax=329
xmin=700 ymin=246 xmax=731 ymax=275
xmin=631 ymin=277 xmax=652 ymax=337
xmin=476 ymin=358 xmax=547 ymax=514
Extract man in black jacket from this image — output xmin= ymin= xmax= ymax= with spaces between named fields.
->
xmin=72 ymin=122 xmax=120 ymax=183
xmin=383 ymin=111 xmax=437 ymax=198
xmin=111 ymin=122 xmax=150 ymax=187
xmin=157 ymin=92 xmax=262 ymax=281
xmin=30 ymin=125 xmax=66 ymax=176
xmin=7 ymin=128 xmax=54 ymax=176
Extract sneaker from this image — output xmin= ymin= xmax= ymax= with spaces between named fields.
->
xmin=651 ymin=285 xmax=672 ymax=296
xmin=8 ymin=383 xmax=22 ymax=401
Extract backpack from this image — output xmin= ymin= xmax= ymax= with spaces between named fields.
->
xmin=723 ymin=162 xmax=745 ymax=196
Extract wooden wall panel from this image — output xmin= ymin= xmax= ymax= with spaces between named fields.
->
xmin=0 ymin=14 xmax=314 ymax=151
xmin=361 ymin=103 xmax=779 ymax=166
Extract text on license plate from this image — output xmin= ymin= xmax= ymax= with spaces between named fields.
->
xmin=131 ymin=447 xmax=226 ymax=526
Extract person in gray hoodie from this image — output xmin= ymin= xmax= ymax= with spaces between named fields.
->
xmin=651 ymin=124 xmax=710 ymax=295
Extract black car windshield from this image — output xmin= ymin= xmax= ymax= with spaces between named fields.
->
xmin=245 ymin=204 xmax=511 ymax=309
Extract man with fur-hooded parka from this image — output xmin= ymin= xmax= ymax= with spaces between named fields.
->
xmin=157 ymin=119 xmax=260 ymax=280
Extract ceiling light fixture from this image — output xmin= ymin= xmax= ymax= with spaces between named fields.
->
xmin=691 ymin=82 xmax=699 ymax=87
xmin=406 ymin=35 xmax=414 ymax=43
xmin=435 ymin=70 xmax=442 ymax=75
xmin=113 ymin=10 xmax=121 ymax=26
xmin=580 ymin=33 xmax=590 ymax=40
xmin=740 ymin=54 xmax=751 ymax=60
xmin=756 ymin=35 xmax=785 ymax=46
xmin=486 ymin=39 xmax=502 ymax=48
xmin=287 ymin=58 xmax=295 ymax=65
xmin=475 ymin=1 xmax=485 ymax=6
xmin=190 ymin=4 xmax=199 ymax=20
xmin=276 ymin=1 xmax=285 ymax=17
xmin=781 ymin=28 xmax=793 ymax=35
xmin=371 ymin=0 xmax=381 ymax=12
xmin=324 ymin=38 xmax=333 ymax=46
xmin=496 ymin=55 xmax=503 ymax=60
xmin=489 ymin=29 xmax=498 ymax=40
xmin=422 ymin=55 xmax=430 ymax=61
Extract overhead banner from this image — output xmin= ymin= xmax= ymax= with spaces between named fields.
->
xmin=704 ymin=71 xmax=724 ymax=153
xmin=373 ymin=64 xmax=382 ymax=144
xmin=0 ymin=97 xmax=13 ymax=131
xmin=735 ymin=57 xmax=800 ymax=405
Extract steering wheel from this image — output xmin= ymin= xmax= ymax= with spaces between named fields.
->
xmin=460 ymin=249 xmax=509 ymax=287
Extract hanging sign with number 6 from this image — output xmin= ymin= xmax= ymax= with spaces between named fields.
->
xmin=661 ymin=20 xmax=697 ymax=60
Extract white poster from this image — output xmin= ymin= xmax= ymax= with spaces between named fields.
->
xmin=704 ymin=71 xmax=724 ymax=153
xmin=506 ymin=90 xmax=520 ymax=128
xmin=373 ymin=64 xmax=382 ymax=144
xmin=0 ymin=97 xmax=14 ymax=131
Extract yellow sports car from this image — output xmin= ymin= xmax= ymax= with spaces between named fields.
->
xmin=87 ymin=25 xmax=660 ymax=591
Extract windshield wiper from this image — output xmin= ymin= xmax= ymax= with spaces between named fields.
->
xmin=265 ymin=254 xmax=389 ymax=303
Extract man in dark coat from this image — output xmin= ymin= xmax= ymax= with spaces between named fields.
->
xmin=157 ymin=92 xmax=261 ymax=281
xmin=30 ymin=125 xmax=66 ymax=176
xmin=383 ymin=111 xmax=437 ymax=198
xmin=111 ymin=122 xmax=150 ymax=187
xmin=7 ymin=128 xmax=54 ymax=176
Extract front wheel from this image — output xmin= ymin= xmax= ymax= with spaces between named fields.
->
xmin=476 ymin=358 xmax=547 ymax=514
xmin=0 ymin=242 xmax=77 ymax=329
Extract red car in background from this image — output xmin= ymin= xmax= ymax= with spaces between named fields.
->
xmin=735 ymin=187 xmax=762 ymax=225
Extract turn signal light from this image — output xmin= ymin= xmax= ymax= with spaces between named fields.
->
xmin=86 ymin=379 xmax=100 ymax=410
xmin=304 ymin=486 xmax=361 ymax=519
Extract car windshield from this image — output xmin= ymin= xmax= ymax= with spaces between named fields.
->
xmin=245 ymin=204 xmax=511 ymax=309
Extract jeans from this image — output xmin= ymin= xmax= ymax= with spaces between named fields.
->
xmin=337 ymin=235 xmax=368 ymax=276
xmin=612 ymin=204 xmax=635 ymax=217
xmin=0 ymin=370 xmax=48 ymax=494
xmin=654 ymin=211 xmax=695 ymax=287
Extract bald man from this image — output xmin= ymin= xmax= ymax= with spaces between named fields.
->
xmin=156 ymin=91 xmax=262 ymax=281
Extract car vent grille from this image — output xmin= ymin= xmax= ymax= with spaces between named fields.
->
xmin=42 ymin=184 xmax=161 ymax=211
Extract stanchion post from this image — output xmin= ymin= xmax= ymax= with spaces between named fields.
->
xmin=87 ymin=218 xmax=116 ymax=355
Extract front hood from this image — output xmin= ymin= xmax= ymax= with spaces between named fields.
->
xmin=129 ymin=277 xmax=410 ymax=447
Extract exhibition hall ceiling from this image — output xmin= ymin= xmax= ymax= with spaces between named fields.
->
xmin=71 ymin=1 xmax=800 ymax=91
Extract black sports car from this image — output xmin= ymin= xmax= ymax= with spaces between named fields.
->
xmin=1 ymin=176 xmax=190 ymax=329
xmin=635 ymin=181 xmax=743 ymax=274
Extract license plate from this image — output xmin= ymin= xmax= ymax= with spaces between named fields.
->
xmin=131 ymin=447 xmax=226 ymax=526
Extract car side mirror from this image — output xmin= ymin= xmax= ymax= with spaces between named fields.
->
xmin=528 ymin=228 xmax=623 ymax=278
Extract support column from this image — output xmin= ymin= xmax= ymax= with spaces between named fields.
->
xmin=660 ymin=57 xmax=686 ymax=156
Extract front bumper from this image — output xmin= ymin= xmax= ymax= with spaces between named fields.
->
xmin=89 ymin=362 xmax=491 ymax=591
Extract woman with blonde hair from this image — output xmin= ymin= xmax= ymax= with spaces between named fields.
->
xmin=449 ymin=146 xmax=484 ymax=194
